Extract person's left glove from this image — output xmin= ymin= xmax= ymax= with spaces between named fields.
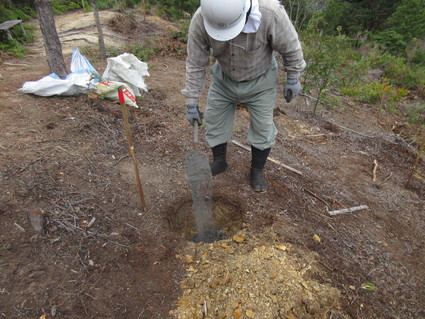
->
xmin=284 ymin=78 xmax=301 ymax=103
xmin=186 ymin=105 xmax=203 ymax=126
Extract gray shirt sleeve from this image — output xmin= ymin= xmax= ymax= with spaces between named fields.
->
xmin=181 ymin=9 xmax=210 ymax=106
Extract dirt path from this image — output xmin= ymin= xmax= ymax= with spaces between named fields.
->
xmin=0 ymin=9 xmax=424 ymax=319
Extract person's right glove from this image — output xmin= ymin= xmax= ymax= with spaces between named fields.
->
xmin=186 ymin=105 xmax=203 ymax=126
xmin=284 ymin=78 xmax=301 ymax=103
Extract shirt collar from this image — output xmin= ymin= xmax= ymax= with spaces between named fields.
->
xmin=242 ymin=0 xmax=261 ymax=33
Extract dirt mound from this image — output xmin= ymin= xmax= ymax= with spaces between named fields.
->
xmin=172 ymin=232 xmax=340 ymax=319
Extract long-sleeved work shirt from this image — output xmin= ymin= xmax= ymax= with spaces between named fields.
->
xmin=182 ymin=0 xmax=306 ymax=106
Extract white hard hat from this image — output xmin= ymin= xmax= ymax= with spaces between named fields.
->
xmin=201 ymin=0 xmax=251 ymax=41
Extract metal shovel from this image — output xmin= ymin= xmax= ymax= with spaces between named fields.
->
xmin=185 ymin=121 xmax=213 ymax=242
xmin=185 ymin=122 xmax=211 ymax=183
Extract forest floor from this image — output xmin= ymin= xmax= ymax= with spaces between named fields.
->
xmin=0 ymin=8 xmax=424 ymax=319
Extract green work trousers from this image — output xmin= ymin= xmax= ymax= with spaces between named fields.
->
xmin=204 ymin=59 xmax=278 ymax=150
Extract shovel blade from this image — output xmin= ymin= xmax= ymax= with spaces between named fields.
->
xmin=185 ymin=151 xmax=212 ymax=182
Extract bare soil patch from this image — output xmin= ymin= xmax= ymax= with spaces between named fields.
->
xmin=0 ymin=9 xmax=424 ymax=319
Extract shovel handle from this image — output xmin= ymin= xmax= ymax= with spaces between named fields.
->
xmin=194 ymin=121 xmax=199 ymax=144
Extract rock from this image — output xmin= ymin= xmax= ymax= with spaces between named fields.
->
xmin=246 ymin=309 xmax=255 ymax=318
xmin=28 ymin=211 xmax=45 ymax=233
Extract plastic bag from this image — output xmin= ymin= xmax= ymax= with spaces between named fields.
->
xmin=20 ymin=48 xmax=98 ymax=96
xmin=20 ymin=72 xmax=94 ymax=96
xmin=70 ymin=48 xmax=98 ymax=76
xmin=102 ymin=53 xmax=149 ymax=97
xmin=95 ymin=81 xmax=138 ymax=108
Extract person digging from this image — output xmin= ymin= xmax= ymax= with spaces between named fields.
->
xmin=183 ymin=0 xmax=305 ymax=192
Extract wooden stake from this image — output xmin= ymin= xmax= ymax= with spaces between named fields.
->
xmin=231 ymin=139 xmax=303 ymax=176
xmin=118 ymin=87 xmax=147 ymax=211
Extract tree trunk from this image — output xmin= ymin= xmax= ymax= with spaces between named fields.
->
xmin=91 ymin=0 xmax=106 ymax=59
xmin=35 ymin=0 xmax=67 ymax=78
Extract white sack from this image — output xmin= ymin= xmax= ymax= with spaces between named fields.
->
xmin=102 ymin=53 xmax=149 ymax=97
xmin=19 ymin=48 xmax=98 ymax=96
xmin=20 ymin=72 xmax=93 ymax=96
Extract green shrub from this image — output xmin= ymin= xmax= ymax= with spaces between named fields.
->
xmin=128 ymin=43 xmax=158 ymax=61
xmin=341 ymin=79 xmax=409 ymax=113
xmin=51 ymin=0 xmax=81 ymax=14
xmin=168 ymin=18 xmax=190 ymax=43
xmin=0 ymin=38 xmax=28 ymax=57
xmin=302 ymin=27 xmax=358 ymax=113
xmin=0 ymin=4 xmax=34 ymax=21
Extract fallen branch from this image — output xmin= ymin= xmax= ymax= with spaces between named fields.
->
xmin=328 ymin=205 xmax=369 ymax=216
xmin=231 ymin=139 xmax=303 ymax=176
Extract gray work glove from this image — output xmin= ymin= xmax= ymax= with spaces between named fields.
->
xmin=284 ymin=78 xmax=301 ymax=103
xmin=186 ymin=105 xmax=203 ymax=126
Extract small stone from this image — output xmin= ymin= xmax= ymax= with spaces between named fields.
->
xmin=275 ymin=245 xmax=287 ymax=251
xmin=246 ymin=309 xmax=255 ymax=318
xmin=184 ymin=255 xmax=194 ymax=263
xmin=234 ymin=308 xmax=243 ymax=319
xmin=313 ymin=234 xmax=321 ymax=243
xmin=232 ymin=235 xmax=246 ymax=244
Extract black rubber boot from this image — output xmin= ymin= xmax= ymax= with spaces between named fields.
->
xmin=210 ymin=143 xmax=228 ymax=176
xmin=251 ymin=146 xmax=271 ymax=192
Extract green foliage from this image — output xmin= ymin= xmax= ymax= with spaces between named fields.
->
xmin=0 ymin=38 xmax=28 ymax=57
xmin=368 ymin=52 xmax=425 ymax=90
xmin=281 ymin=0 xmax=326 ymax=31
xmin=406 ymin=102 xmax=425 ymax=124
xmin=302 ymin=26 xmax=355 ymax=113
xmin=96 ymin=0 xmax=117 ymax=10
xmin=308 ymin=0 xmax=349 ymax=35
xmin=153 ymin=0 xmax=199 ymax=20
xmin=0 ymin=3 xmax=34 ymax=21
xmin=0 ymin=21 xmax=35 ymax=56
xmin=51 ymin=0 xmax=81 ymax=14
xmin=361 ymin=282 xmax=378 ymax=292
xmin=410 ymin=50 xmax=425 ymax=67
xmin=341 ymin=79 xmax=409 ymax=108
xmin=168 ymin=18 xmax=190 ymax=43
xmin=373 ymin=0 xmax=425 ymax=55
xmin=127 ymin=39 xmax=160 ymax=61
xmin=316 ymin=0 xmax=400 ymax=36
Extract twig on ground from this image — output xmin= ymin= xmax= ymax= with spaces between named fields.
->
xmin=125 ymin=223 xmax=139 ymax=231
xmin=87 ymin=217 xmax=96 ymax=228
xmin=114 ymin=154 xmax=130 ymax=166
xmin=231 ymin=139 xmax=303 ymax=175
xmin=372 ymin=160 xmax=379 ymax=182
xmin=327 ymin=121 xmax=375 ymax=139
xmin=14 ymin=223 xmax=25 ymax=232
xmin=383 ymin=172 xmax=393 ymax=183
xmin=304 ymin=188 xmax=330 ymax=207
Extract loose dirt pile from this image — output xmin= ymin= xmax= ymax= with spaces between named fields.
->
xmin=171 ymin=232 xmax=340 ymax=319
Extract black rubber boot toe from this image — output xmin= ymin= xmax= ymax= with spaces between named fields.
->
xmin=250 ymin=168 xmax=269 ymax=192
xmin=210 ymin=143 xmax=228 ymax=176
xmin=210 ymin=160 xmax=228 ymax=176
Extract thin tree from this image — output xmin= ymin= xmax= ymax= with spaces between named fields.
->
xmin=91 ymin=0 xmax=107 ymax=59
xmin=34 ymin=0 xmax=67 ymax=78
